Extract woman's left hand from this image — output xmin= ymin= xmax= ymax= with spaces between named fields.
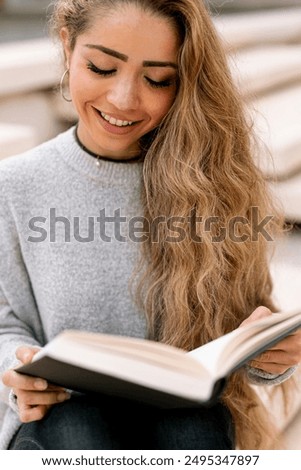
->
xmin=239 ymin=306 xmax=301 ymax=375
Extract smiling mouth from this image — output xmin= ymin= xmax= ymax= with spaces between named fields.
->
xmin=97 ymin=109 xmax=138 ymax=128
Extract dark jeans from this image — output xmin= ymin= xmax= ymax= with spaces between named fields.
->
xmin=9 ymin=394 xmax=235 ymax=450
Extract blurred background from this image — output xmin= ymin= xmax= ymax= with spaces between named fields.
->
xmin=1 ymin=0 xmax=301 ymax=449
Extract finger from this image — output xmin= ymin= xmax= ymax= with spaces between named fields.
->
xmin=240 ymin=306 xmax=272 ymax=327
xmin=46 ymin=383 xmax=68 ymax=392
xmin=18 ymin=404 xmax=51 ymax=424
xmin=2 ymin=369 xmax=48 ymax=391
xmin=16 ymin=346 xmax=41 ymax=365
xmin=16 ymin=389 xmax=71 ymax=407
xmin=248 ymin=360 xmax=290 ymax=375
xmin=254 ymin=349 xmax=298 ymax=366
xmin=267 ymin=336 xmax=301 ymax=362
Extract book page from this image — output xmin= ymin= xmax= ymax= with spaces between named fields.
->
xmin=31 ymin=336 xmax=215 ymax=403
xmin=188 ymin=309 xmax=301 ymax=378
xmin=188 ymin=329 xmax=241 ymax=374
xmin=37 ymin=330 xmax=207 ymax=378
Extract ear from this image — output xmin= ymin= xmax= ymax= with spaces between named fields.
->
xmin=60 ymin=27 xmax=72 ymax=68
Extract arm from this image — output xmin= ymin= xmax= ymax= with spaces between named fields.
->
xmin=0 ymin=182 xmax=70 ymax=422
xmin=0 ymin=192 xmax=43 ymax=373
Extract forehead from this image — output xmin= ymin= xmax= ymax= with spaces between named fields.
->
xmin=77 ymin=4 xmax=180 ymax=61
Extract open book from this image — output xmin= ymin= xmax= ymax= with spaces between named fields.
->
xmin=17 ymin=309 xmax=301 ymax=408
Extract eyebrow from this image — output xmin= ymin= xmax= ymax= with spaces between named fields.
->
xmin=143 ymin=60 xmax=178 ymax=69
xmin=84 ymin=44 xmax=178 ymax=69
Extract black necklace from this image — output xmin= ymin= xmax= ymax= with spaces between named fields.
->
xmin=74 ymin=127 xmax=142 ymax=166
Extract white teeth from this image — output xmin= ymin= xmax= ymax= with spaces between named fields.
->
xmin=100 ymin=111 xmax=133 ymax=127
xmin=109 ymin=117 xmax=117 ymax=125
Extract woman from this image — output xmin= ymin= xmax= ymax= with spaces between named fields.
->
xmin=0 ymin=0 xmax=300 ymax=450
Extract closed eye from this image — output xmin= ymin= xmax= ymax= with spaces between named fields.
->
xmin=87 ymin=61 xmax=116 ymax=76
xmin=145 ymin=77 xmax=174 ymax=89
xmin=87 ymin=61 xmax=175 ymax=88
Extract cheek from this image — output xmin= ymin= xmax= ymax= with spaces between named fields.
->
xmin=150 ymin=92 xmax=175 ymax=123
xmin=69 ymin=70 xmax=99 ymax=104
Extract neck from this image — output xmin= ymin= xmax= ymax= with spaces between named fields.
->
xmin=74 ymin=127 xmax=142 ymax=164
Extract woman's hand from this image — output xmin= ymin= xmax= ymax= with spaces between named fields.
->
xmin=1 ymin=345 xmax=71 ymax=423
xmin=240 ymin=306 xmax=301 ymax=375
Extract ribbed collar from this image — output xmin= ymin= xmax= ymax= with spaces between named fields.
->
xmin=56 ymin=126 xmax=143 ymax=185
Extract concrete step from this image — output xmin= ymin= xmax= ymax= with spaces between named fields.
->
xmin=3 ymin=0 xmax=50 ymax=15
xmin=269 ymin=173 xmax=301 ymax=223
xmin=214 ymin=8 xmax=301 ymax=50
xmin=270 ymin=174 xmax=301 ymax=223
xmin=0 ymin=91 xmax=64 ymax=148
xmin=230 ymin=45 xmax=301 ymax=97
xmin=209 ymin=0 xmax=301 ymax=11
xmin=269 ymin=229 xmax=301 ymax=312
xmin=0 ymin=38 xmax=59 ymax=96
xmin=249 ymin=83 xmax=301 ymax=180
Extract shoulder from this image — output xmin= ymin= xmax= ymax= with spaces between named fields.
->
xmin=0 ymin=127 xmax=74 ymax=198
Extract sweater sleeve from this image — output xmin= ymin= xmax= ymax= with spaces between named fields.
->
xmin=0 ymin=177 xmax=44 ymax=386
xmin=245 ymin=364 xmax=297 ymax=385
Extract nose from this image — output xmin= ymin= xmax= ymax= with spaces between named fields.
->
xmin=106 ymin=76 xmax=140 ymax=112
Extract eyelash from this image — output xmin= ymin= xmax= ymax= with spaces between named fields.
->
xmin=146 ymin=77 xmax=172 ymax=89
xmin=86 ymin=62 xmax=173 ymax=89
xmin=87 ymin=62 xmax=116 ymax=77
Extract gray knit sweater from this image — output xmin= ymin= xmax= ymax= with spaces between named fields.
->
xmin=0 ymin=126 xmax=294 ymax=449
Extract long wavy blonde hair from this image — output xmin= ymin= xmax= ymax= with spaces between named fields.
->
xmin=50 ymin=0 xmax=293 ymax=449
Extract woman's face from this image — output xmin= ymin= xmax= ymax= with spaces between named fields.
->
xmin=61 ymin=4 xmax=180 ymax=159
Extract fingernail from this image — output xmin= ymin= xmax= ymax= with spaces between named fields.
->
xmin=57 ymin=392 xmax=71 ymax=402
xmin=34 ymin=379 xmax=47 ymax=390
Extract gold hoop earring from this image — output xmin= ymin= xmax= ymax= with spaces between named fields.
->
xmin=60 ymin=69 xmax=72 ymax=102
